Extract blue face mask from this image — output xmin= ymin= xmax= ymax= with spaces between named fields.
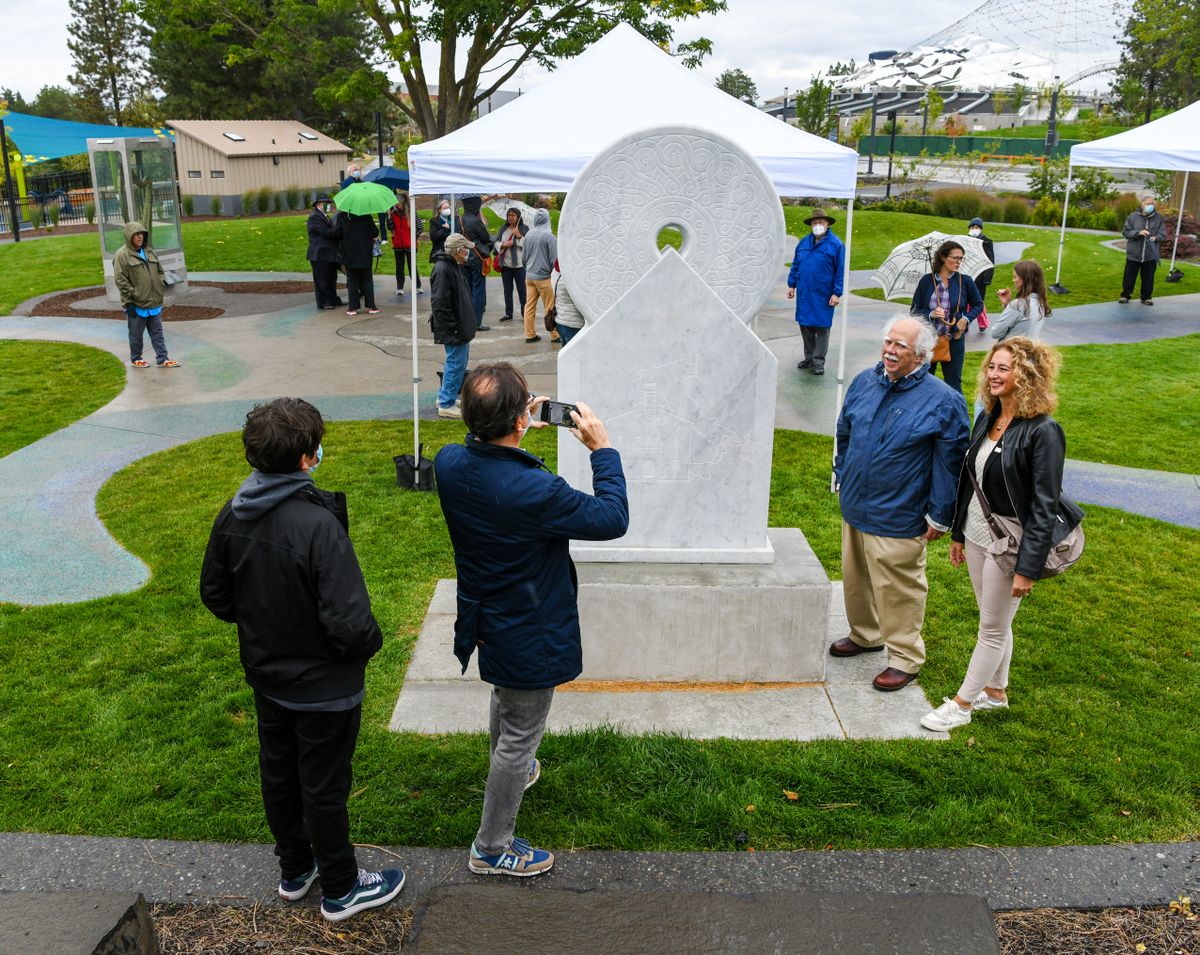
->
xmin=309 ymin=443 xmax=323 ymax=474
xmin=1143 ymin=204 xmax=1155 ymax=214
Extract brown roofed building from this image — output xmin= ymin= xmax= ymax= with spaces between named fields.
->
xmin=168 ymin=120 xmax=353 ymax=215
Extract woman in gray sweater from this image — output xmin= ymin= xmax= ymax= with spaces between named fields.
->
xmin=991 ymin=260 xmax=1052 ymax=342
xmin=1120 ymin=194 xmax=1166 ymax=305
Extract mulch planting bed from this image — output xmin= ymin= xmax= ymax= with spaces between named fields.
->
xmin=27 ymin=280 xmax=346 ymax=321
xmin=148 ymin=902 xmax=1197 ymax=954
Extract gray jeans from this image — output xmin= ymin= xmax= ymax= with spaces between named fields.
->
xmin=474 ymin=685 xmax=555 ymax=855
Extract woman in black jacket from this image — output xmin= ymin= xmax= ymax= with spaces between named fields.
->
xmin=921 ymin=337 xmax=1083 ymax=732
xmin=910 ymin=240 xmax=984 ymax=394
xmin=337 ymin=211 xmax=379 ymax=315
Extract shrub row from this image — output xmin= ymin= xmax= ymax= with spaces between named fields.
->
xmin=865 ymin=187 xmax=1139 ymax=233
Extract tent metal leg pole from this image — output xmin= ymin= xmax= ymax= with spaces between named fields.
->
xmin=1050 ymin=165 xmax=1073 ymax=294
xmin=1168 ymin=174 xmax=1189 ymax=274
xmin=410 ymin=195 xmax=422 ymax=481
xmin=831 ymin=197 xmax=854 ymax=493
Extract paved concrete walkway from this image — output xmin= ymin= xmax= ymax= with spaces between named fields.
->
xmin=1 ymin=273 xmax=1198 ymax=605
xmin=1 ymin=832 xmax=1195 ymax=912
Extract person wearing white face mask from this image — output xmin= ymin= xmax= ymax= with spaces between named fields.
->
xmin=786 ymin=208 xmax=845 ymax=377
xmin=429 ymin=200 xmax=454 ymax=262
xmin=1119 ymin=194 xmax=1166 ymax=305
xmin=966 ymin=217 xmax=995 ymax=306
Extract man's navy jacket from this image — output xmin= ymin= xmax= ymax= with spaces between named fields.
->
xmin=434 ymin=438 xmax=629 ymax=689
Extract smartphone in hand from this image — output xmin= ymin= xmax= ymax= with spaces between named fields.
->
xmin=539 ymin=400 xmax=579 ymax=428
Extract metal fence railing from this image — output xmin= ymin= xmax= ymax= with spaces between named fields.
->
xmin=0 ymin=189 xmax=97 ymax=235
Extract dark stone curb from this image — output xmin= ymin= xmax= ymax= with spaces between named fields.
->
xmin=1 ymin=833 xmax=1195 ymax=913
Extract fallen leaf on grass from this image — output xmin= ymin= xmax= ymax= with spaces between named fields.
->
xmin=745 ymin=804 xmax=755 ymax=813
xmin=1118 ymin=809 xmax=1132 ymax=816
xmin=966 ymin=736 xmax=976 ymax=747
xmin=783 ymin=790 xmax=799 ymax=801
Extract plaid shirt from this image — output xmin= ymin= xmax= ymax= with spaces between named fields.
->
xmin=929 ymin=276 xmax=953 ymax=334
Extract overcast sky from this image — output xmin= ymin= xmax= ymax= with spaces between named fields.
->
xmin=3 ymin=0 xmax=964 ymax=105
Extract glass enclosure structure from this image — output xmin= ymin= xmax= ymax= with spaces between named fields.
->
xmin=88 ymin=136 xmax=187 ymax=300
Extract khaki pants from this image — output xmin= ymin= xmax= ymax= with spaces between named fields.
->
xmin=523 ymin=277 xmax=558 ymax=340
xmin=840 ymin=522 xmax=928 ymax=673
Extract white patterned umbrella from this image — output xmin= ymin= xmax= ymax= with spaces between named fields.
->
xmin=871 ymin=232 xmax=991 ymax=301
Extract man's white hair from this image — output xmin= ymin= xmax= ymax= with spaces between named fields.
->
xmin=884 ymin=315 xmax=937 ymax=362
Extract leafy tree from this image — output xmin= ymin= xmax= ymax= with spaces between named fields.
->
xmin=67 ymin=0 xmax=148 ymax=124
xmin=791 ymin=76 xmax=834 ymax=138
xmin=185 ymin=0 xmax=726 ymax=141
xmin=1113 ymin=0 xmax=1199 ymax=122
xmin=1010 ymin=83 xmax=1028 ymax=114
xmin=715 ymin=68 xmax=757 ymax=105
xmin=366 ymin=0 xmax=726 ymax=138
xmin=991 ymin=90 xmax=1010 ymax=116
xmin=141 ymin=0 xmax=387 ymax=143
xmin=29 ymin=86 xmax=87 ymax=121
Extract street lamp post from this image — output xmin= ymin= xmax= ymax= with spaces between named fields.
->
xmin=782 ymin=87 xmax=789 ymax=123
xmin=1045 ymin=75 xmax=1060 ymax=156
xmin=867 ymin=90 xmax=880 ymax=173
xmin=885 ymin=109 xmax=898 ymax=198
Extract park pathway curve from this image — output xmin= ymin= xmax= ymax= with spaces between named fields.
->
xmin=1 ymin=273 xmax=1197 ymax=605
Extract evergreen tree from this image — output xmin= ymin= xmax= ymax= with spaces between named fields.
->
xmin=716 ymin=68 xmax=758 ymax=105
xmin=1114 ymin=0 xmax=1199 ymax=122
xmin=66 ymin=0 xmax=148 ymax=125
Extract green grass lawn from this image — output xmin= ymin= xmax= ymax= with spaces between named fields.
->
xmin=962 ymin=335 xmax=1200 ymax=475
xmin=8 ymin=206 xmax=1192 ymax=314
xmin=0 ymin=340 xmax=125 ymax=458
xmin=0 ymin=421 xmax=1195 ymax=851
xmin=781 ymin=206 xmax=1196 ymax=310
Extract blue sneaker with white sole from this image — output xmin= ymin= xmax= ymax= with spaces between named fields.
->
xmin=468 ymin=837 xmax=554 ymax=877
xmin=320 ymin=868 xmax=405 ymax=922
xmin=278 ymin=863 xmax=319 ymax=901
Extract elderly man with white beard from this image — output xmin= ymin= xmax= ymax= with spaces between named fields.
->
xmin=828 ymin=317 xmax=969 ymax=691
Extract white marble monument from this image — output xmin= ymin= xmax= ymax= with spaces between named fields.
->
xmin=557 ymin=127 xmax=786 ymax=563
xmin=555 ymin=126 xmax=832 ymax=683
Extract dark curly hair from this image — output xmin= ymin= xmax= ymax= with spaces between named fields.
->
xmin=242 ymin=397 xmax=324 ymax=473
xmin=931 ymin=240 xmax=965 ymax=275
xmin=462 ymin=363 xmax=530 ymax=442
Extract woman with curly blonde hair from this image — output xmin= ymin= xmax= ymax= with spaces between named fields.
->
xmin=921 ymin=337 xmax=1084 ymax=732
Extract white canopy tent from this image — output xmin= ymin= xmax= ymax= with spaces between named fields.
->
xmin=1054 ymin=100 xmax=1200 ymax=288
xmin=399 ymin=25 xmax=860 ymax=478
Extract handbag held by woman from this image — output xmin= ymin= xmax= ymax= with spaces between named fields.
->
xmin=967 ymin=468 xmax=1084 ymax=577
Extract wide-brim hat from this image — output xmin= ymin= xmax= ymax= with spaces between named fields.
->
xmin=804 ymin=208 xmax=836 ymax=225
xmin=313 ymin=194 xmax=332 ymax=205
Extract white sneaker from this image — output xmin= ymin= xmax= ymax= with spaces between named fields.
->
xmin=921 ymin=698 xmax=972 ymax=732
xmin=970 ymin=691 xmax=1009 ymax=712
xmin=437 ymin=404 xmax=463 ymax=419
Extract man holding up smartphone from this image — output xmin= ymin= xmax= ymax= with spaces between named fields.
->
xmin=434 ymin=363 xmax=628 ymax=877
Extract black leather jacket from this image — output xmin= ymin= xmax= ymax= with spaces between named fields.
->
xmin=951 ymin=409 xmax=1084 ymax=579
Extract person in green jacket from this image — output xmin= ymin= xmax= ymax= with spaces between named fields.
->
xmin=113 ymin=221 xmax=180 ymax=368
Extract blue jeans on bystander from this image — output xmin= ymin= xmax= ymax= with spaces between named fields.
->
xmin=439 ymin=343 xmax=469 ymax=408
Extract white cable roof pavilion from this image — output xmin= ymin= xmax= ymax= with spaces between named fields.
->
xmin=407 ymin=23 xmax=858 ymax=199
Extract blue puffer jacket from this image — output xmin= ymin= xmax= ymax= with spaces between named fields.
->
xmin=434 ymin=439 xmax=629 ymax=689
xmin=835 ymin=362 xmax=969 ymax=537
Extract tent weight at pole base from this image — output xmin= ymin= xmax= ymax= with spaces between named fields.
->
xmin=1165 ymin=269 xmax=1184 ymax=283
xmin=1048 ymin=283 xmax=1069 ymax=295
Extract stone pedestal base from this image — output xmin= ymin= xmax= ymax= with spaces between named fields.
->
xmin=576 ymin=528 xmax=828 ymax=682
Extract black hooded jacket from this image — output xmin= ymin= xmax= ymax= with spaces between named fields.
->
xmin=200 ymin=478 xmax=382 ymax=703
xmin=429 ymin=251 xmax=477 ymax=345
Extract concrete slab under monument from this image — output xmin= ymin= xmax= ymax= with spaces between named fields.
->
xmin=390 ymin=574 xmax=947 ymax=743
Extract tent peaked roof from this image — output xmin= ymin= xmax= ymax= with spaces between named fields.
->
xmin=1070 ymin=100 xmax=1200 ymax=172
xmin=408 ymin=23 xmax=858 ymax=197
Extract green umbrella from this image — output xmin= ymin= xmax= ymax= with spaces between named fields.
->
xmin=331 ymin=181 xmax=401 ymax=216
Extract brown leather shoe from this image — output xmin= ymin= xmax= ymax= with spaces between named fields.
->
xmin=872 ymin=667 xmax=920 ymax=692
xmin=829 ymin=637 xmax=884 ymax=658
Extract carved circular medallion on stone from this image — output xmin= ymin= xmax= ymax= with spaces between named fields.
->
xmin=558 ymin=126 xmax=785 ymax=325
